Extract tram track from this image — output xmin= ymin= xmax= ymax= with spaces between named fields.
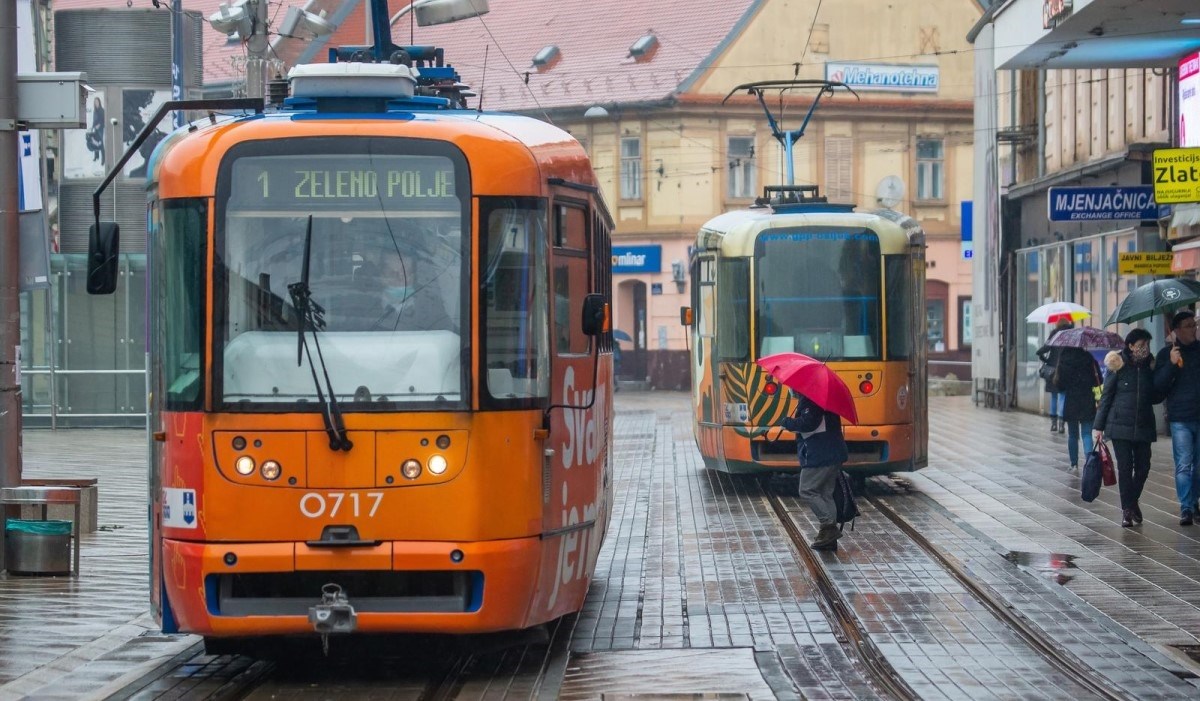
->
xmin=765 ymin=488 xmax=921 ymax=701
xmin=866 ymin=491 xmax=1134 ymax=701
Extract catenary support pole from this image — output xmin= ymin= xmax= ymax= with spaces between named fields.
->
xmin=0 ymin=0 xmax=24 ymax=491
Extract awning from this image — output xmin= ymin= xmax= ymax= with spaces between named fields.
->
xmin=1171 ymin=236 xmax=1200 ymax=273
xmin=1171 ymin=203 xmax=1200 ymax=230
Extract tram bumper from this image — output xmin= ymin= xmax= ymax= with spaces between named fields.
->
xmin=161 ymin=536 xmax=543 ymax=636
xmin=740 ymin=423 xmax=915 ymax=472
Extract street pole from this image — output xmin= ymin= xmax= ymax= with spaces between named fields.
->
xmin=245 ymin=0 xmax=269 ymax=99
xmin=0 ymin=0 xmax=24 ymax=490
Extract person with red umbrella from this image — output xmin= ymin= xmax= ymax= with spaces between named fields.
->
xmin=759 ymin=352 xmax=854 ymax=551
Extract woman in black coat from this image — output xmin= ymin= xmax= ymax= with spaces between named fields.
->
xmin=1094 ymin=328 xmax=1165 ymax=527
xmin=1055 ymin=347 xmax=1101 ymax=473
xmin=1037 ymin=318 xmax=1074 ymax=433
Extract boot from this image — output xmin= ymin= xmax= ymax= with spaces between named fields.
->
xmin=1133 ymin=504 xmax=1143 ymax=525
xmin=1058 ymin=419 xmax=1066 ymax=434
xmin=811 ymin=524 xmax=841 ymax=551
xmin=1050 ymin=417 xmax=1058 ymax=432
xmin=1121 ymin=509 xmax=1134 ymax=528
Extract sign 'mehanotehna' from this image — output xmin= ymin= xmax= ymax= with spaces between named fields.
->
xmin=1118 ymin=252 xmax=1174 ymax=276
xmin=1153 ymin=148 xmax=1200 ymax=204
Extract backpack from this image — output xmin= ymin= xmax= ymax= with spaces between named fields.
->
xmin=833 ymin=470 xmax=859 ymax=530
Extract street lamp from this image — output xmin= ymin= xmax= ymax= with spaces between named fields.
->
xmin=390 ymin=0 xmax=490 ymax=27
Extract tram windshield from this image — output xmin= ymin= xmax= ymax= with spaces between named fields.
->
xmin=754 ymin=228 xmax=882 ymax=361
xmin=214 ymin=143 xmax=469 ymax=410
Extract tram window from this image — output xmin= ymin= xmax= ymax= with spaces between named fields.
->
xmin=481 ymin=198 xmax=550 ymax=404
xmin=717 ymin=258 xmax=748 ymax=360
xmin=885 ymin=255 xmax=913 ymax=359
xmin=554 ymin=257 xmax=590 ymax=354
xmin=156 ymin=199 xmax=207 ymax=409
xmin=754 ymin=229 xmax=881 ymax=362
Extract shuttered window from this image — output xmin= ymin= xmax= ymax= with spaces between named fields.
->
xmin=824 ymin=137 xmax=853 ymax=202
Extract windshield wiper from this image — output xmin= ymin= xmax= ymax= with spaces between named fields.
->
xmin=287 ymin=215 xmax=353 ymax=452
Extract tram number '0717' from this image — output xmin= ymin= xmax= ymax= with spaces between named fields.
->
xmin=299 ymin=492 xmax=384 ymax=519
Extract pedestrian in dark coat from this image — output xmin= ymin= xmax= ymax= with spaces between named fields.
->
xmin=1037 ymin=318 xmax=1074 ymax=433
xmin=1153 ymin=310 xmax=1200 ymax=525
xmin=1094 ymin=328 xmax=1164 ymax=527
xmin=1055 ymin=346 xmax=1102 ymax=473
xmin=781 ymin=393 xmax=849 ymax=551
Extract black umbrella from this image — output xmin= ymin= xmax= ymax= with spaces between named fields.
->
xmin=1106 ymin=278 xmax=1200 ymax=325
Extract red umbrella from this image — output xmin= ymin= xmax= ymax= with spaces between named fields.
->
xmin=756 ymin=352 xmax=859 ymax=424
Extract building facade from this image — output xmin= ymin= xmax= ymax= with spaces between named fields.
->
xmin=969 ymin=0 xmax=1200 ymax=413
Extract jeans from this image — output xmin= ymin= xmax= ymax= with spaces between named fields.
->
xmin=798 ymin=464 xmax=840 ymax=528
xmin=1066 ymin=419 xmax=1094 ymax=467
xmin=1112 ymin=439 xmax=1152 ymax=511
xmin=1169 ymin=421 xmax=1200 ymax=514
xmin=1049 ymin=392 xmax=1065 ymax=417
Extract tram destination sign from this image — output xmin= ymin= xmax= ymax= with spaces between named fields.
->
xmin=1046 ymin=186 xmax=1159 ymax=221
xmin=228 ymin=154 xmax=459 ymax=210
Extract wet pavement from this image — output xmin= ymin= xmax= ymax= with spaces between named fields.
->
xmin=1 ymin=394 xmax=1200 ymax=699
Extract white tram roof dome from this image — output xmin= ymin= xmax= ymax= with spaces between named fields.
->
xmin=289 ymin=63 xmax=418 ymax=99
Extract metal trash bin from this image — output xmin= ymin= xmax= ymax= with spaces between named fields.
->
xmin=5 ymin=519 xmax=72 ymax=576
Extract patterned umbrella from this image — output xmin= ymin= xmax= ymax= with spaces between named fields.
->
xmin=1105 ymin=278 xmax=1200 ymax=325
xmin=1046 ymin=327 xmax=1124 ymax=350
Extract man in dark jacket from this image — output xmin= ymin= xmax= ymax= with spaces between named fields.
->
xmin=1154 ymin=310 xmax=1200 ymax=525
xmin=781 ymin=394 xmax=849 ymax=550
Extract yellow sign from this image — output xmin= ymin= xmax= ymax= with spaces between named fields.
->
xmin=1118 ymin=252 xmax=1174 ymax=276
xmin=1153 ymin=148 xmax=1200 ymax=204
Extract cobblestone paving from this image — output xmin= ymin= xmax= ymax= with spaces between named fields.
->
xmin=563 ymin=403 xmax=878 ymax=700
xmin=918 ymin=397 xmax=1200 ymax=649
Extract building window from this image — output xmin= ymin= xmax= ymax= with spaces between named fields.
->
xmin=916 ymin=138 xmax=944 ymax=201
xmin=727 ymin=136 xmax=755 ymax=199
xmin=927 ymin=299 xmax=946 ymax=352
xmin=620 ymin=137 xmax=642 ymax=200
xmin=959 ymin=296 xmax=972 ymax=348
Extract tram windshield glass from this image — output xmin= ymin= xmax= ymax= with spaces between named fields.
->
xmin=754 ymin=228 xmax=881 ymax=361
xmin=214 ymin=142 xmax=469 ymax=410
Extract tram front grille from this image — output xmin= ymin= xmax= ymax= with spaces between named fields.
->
xmin=212 ymin=570 xmax=480 ymax=616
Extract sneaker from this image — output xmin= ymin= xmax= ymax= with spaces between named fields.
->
xmin=1068 ymin=464 xmax=1079 ymax=474
xmin=1182 ymin=511 xmax=1194 ymax=526
xmin=1133 ymin=505 xmax=1143 ymax=525
xmin=1121 ymin=509 xmax=1134 ymax=528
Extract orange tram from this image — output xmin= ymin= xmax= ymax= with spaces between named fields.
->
xmin=87 ymin=45 xmax=614 ymax=652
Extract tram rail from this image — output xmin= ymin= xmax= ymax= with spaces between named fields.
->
xmin=765 ymin=488 xmax=921 ymax=701
xmin=866 ymin=492 xmax=1134 ymax=701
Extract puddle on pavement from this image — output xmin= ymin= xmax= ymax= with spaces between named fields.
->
xmin=1003 ymin=551 xmax=1077 ymax=584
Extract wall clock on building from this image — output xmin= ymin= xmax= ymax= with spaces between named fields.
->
xmin=876 ymin=175 xmax=905 ymax=209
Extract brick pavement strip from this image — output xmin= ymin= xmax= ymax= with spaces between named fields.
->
xmin=0 ymin=430 xmax=197 ymax=701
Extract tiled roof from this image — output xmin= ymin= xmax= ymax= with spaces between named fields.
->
xmin=377 ymin=0 xmax=763 ymax=112
xmin=50 ymin=0 xmax=763 ymax=106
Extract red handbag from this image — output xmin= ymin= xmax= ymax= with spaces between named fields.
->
xmin=1097 ymin=441 xmax=1116 ymax=486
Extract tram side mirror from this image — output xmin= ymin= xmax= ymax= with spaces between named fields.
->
xmin=680 ymin=306 xmax=693 ymax=327
xmin=581 ymin=294 xmax=608 ymax=336
xmin=87 ymin=222 xmax=120 ymax=295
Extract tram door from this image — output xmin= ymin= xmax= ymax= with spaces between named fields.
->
xmin=909 ymin=246 xmax=929 ymax=467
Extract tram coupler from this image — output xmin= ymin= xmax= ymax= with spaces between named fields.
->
xmin=309 ymin=583 xmax=357 ymax=636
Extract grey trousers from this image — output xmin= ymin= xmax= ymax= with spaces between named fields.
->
xmin=798 ymin=464 xmax=839 ymax=527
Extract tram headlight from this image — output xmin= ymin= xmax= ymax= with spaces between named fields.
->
xmin=260 ymin=460 xmax=282 ymax=481
xmin=235 ymin=456 xmax=256 ymax=475
xmin=401 ymin=459 xmax=422 ymax=480
xmin=428 ymin=454 xmax=448 ymax=475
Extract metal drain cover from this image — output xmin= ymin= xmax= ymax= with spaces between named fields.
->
xmin=560 ymin=649 xmax=773 ymax=700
